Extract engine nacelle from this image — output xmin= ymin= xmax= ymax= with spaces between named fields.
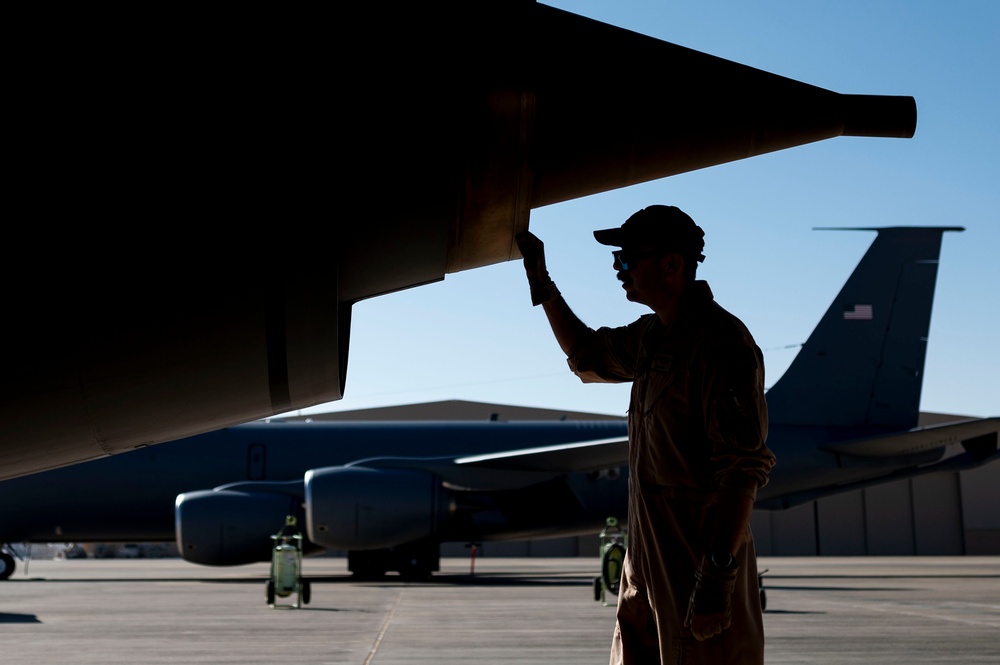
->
xmin=175 ymin=488 xmax=302 ymax=565
xmin=304 ymin=466 xmax=448 ymax=550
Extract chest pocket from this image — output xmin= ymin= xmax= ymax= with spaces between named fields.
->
xmin=636 ymin=351 xmax=688 ymax=417
xmin=631 ymin=317 xmax=696 ymax=421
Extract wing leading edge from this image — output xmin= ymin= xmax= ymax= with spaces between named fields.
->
xmin=344 ymin=436 xmax=629 ymax=492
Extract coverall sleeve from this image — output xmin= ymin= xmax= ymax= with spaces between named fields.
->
xmin=565 ymin=317 xmax=648 ymax=384
xmin=701 ymin=335 xmax=775 ymax=499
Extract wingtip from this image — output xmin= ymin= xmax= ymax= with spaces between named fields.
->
xmin=812 ymin=226 xmax=966 ymax=233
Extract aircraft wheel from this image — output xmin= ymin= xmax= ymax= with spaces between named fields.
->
xmin=352 ymin=568 xmax=386 ymax=581
xmin=398 ymin=560 xmax=433 ymax=582
xmin=593 ymin=577 xmax=602 ymax=602
xmin=300 ymin=579 xmax=311 ymax=605
xmin=0 ymin=552 xmax=15 ymax=580
xmin=266 ymin=579 xmax=275 ymax=606
xmin=349 ymin=550 xmax=390 ymax=580
xmin=349 ymin=556 xmax=387 ymax=581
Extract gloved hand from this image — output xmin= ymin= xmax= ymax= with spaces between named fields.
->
xmin=515 ymin=231 xmax=560 ymax=306
xmin=684 ymin=555 xmax=739 ymax=641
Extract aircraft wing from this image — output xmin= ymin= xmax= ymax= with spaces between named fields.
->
xmin=453 ymin=436 xmax=629 ymax=472
xmin=3 ymin=2 xmax=916 ymax=482
xmin=821 ymin=418 xmax=1000 ymax=459
xmin=760 ymin=417 xmax=1000 ymax=510
xmin=347 ymin=435 xmax=629 ymax=491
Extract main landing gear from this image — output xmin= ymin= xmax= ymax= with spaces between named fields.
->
xmin=0 ymin=550 xmax=15 ymax=580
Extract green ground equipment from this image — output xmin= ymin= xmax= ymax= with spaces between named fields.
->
xmin=266 ymin=516 xmax=311 ymax=609
xmin=593 ymin=517 xmax=627 ymax=606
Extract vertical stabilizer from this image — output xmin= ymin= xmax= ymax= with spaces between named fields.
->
xmin=765 ymin=227 xmax=962 ymax=428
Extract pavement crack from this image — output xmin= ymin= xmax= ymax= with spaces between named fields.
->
xmin=364 ymin=587 xmax=405 ymax=664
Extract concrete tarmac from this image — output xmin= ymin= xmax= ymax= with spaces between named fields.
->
xmin=0 ymin=556 xmax=997 ymax=664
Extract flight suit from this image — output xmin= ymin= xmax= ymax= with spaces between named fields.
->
xmin=567 ymin=281 xmax=775 ymax=665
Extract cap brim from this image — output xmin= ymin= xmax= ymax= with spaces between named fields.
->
xmin=593 ymin=228 xmax=625 ymax=246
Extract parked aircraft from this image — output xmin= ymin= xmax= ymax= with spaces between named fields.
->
xmin=2 ymin=226 xmax=995 ymax=581
xmin=1 ymin=2 xmax=918 ymax=481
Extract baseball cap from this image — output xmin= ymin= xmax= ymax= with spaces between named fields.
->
xmin=593 ymin=205 xmax=706 ymax=263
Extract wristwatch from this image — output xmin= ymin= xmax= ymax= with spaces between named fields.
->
xmin=709 ymin=551 xmax=737 ymax=570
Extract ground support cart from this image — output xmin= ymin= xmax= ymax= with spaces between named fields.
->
xmin=267 ymin=527 xmax=311 ymax=609
xmin=593 ymin=517 xmax=627 ymax=606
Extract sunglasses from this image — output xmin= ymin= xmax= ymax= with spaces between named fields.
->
xmin=612 ymin=250 xmax=663 ymax=271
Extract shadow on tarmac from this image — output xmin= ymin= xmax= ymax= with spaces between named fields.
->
xmin=0 ymin=612 xmax=41 ymax=623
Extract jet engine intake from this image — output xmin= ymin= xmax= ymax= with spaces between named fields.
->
xmin=175 ymin=488 xmax=306 ymax=566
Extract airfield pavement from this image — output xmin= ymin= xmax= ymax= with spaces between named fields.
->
xmin=0 ymin=555 xmax=997 ymax=664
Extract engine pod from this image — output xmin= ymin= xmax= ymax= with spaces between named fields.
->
xmin=304 ymin=466 xmax=447 ymax=550
xmin=175 ymin=489 xmax=300 ymax=565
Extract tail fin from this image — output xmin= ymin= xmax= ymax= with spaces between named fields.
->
xmin=765 ymin=227 xmax=963 ymax=429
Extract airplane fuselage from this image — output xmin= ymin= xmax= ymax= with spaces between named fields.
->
xmin=1 ymin=420 xmax=630 ymax=544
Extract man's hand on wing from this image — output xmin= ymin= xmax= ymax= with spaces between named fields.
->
xmin=516 ymin=231 xmax=560 ymax=306
xmin=515 ymin=231 xmax=549 ymax=284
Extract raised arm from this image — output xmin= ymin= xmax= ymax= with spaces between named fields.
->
xmin=515 ymin=231 xmax=591 ymax=357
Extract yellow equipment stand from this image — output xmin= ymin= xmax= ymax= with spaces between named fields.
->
xmin=594 ymin=517 xmax=627 ymax=606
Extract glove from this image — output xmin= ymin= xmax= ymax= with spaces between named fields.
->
xmin=684 ymin=554 xmax=739 ymax=641
xmin=515 ymin=231 xmax=560 ymax=306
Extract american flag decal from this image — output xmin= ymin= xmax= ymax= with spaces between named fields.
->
xmin=844 ymin=304 xmax=873 ymax=320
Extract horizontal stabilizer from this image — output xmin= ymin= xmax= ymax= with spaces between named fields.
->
xmin=822 ymin=417 xmax=1000 ymax=458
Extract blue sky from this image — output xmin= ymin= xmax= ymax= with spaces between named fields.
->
xmin=288 ymin=1 xmax=998 ymax=420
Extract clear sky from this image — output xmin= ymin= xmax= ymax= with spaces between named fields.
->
xmin=286 ymin=0 xmax=999 ymax=421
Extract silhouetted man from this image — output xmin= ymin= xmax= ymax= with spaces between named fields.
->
xmin=517 ymin=205 xmax=775 ymax=664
